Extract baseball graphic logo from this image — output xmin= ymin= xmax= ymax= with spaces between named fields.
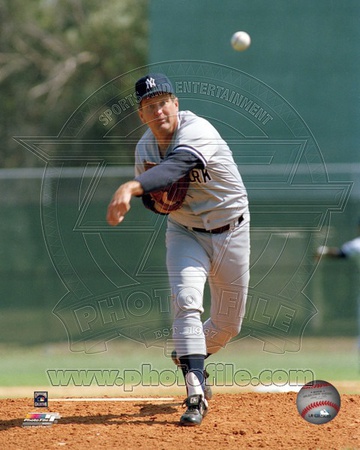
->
xmin=296 ymin=380 xmax=341 ymax=424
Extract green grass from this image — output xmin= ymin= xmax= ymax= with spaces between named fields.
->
xmin=0 ymin=337 xmax=358 ymax=393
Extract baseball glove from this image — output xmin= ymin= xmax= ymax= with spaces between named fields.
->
xmin=143 ymin=160 xmax=190 ymax=214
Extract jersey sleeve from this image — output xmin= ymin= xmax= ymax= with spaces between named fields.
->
xmin=134 ymin=150 xmax=202 ymax=194
xmin=134 ymin=128 xmax=159 ymax=177
xmin=173 ymin=112 xmax=223 ymax=166
xmin=134 ymin=151 xmax=143 ymax=177
xmin=341 ymin=237 xmax=360 ymax=258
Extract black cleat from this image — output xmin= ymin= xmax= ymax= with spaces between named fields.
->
xmin=171 ymin=350 xmax=213 ymax=401
xmin=180 ymin=394 xmax=208 ymax=426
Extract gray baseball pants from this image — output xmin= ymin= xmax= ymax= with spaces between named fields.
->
xmin=166 ymin=214 xmax=250 ymax=357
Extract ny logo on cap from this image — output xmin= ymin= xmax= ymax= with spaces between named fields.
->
xmin=145 ymin=77 xmax=156 ymax=90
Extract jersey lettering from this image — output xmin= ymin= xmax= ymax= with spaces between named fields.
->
xmin=189 ymin=168 xmax=212 ymax=183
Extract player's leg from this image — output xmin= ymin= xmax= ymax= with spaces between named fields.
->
xmin=203 ymin=217 xmax=250 ymax=355
xmin=166 ymin=220 xmax=209 ymax=425
xmin=166 ymin=221 xmax=209 ymax=357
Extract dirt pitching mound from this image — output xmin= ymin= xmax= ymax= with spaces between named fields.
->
xmin=1 ymin=393 xmax=359 ymax=449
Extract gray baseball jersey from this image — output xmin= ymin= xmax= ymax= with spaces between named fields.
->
xmin=341 ymin=237 xmax=360 ymax=268
xmin=135 ymin=110 xmax=249 ymax=229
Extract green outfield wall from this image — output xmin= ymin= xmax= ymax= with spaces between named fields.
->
xmin=1 ymin=0 xmax=359 ymax=348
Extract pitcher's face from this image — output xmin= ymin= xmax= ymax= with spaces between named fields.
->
xmin=138 ymin=94 xmax=179 ymax=140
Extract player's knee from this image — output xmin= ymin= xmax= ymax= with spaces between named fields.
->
xmin=174 ymin=286 xmax=203 ymax=314
xmin=228 ymin=322 xmax=242 ymax=338
xmin=217 ymin=320 xmax=242 ymax=341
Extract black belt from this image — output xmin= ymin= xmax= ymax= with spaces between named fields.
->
xmin=189 ymin=215 xmax=244 ymax=234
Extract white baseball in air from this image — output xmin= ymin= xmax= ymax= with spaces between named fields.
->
xmin=231 ymin=31 xmax=251 ymax=51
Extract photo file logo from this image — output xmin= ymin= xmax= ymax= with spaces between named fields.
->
xmin=22 ymin=412 xmax=61 ymax=427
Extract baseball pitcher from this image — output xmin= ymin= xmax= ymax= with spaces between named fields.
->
xmin=107 ymin=73 xmax=250 ymax=426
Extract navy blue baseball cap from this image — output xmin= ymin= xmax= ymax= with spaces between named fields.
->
xmin=135 ymin=73 xmax=175 ymax=103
